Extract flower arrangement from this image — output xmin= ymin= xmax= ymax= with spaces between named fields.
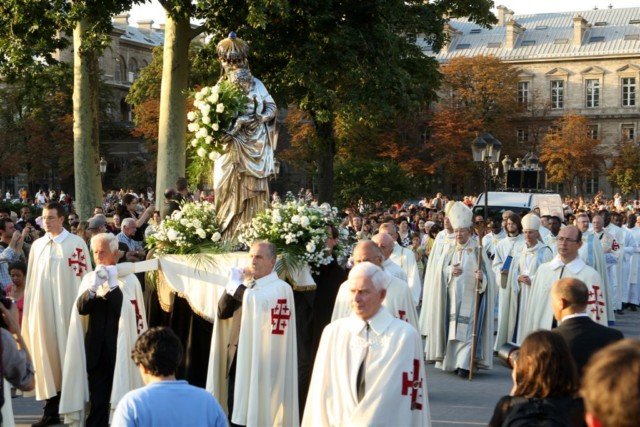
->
xmin=146 ymin=201 xmax=224 ymax=255
xmin=238 ymin=195 xmax=347 ymax=272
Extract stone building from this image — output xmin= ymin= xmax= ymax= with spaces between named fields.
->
xmin=423 ymin=5 xmax=640 ymax=195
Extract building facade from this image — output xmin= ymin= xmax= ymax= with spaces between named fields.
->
xmin=424 ymin=6 xmax=640 ymax=195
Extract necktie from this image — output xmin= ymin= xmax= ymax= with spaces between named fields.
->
xmin=356 ymin=322 xmax=370 ymax=402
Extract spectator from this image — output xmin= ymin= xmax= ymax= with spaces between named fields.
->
xmin=118 ymin=194 xmax=154 ymax=241
xmin=111 ymin=327 xmax=226 ymax=427
xmin=6 ymin=261 xmax=26 ymax=325
xmin=117 ymin=218 xmax=145 ymax=263
xmin=488 ymin=330 xmax=584 ymax=426
xmin=581 ymin=339 xmax=640 ymax=427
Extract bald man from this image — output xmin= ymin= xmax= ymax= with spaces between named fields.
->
xmin=371 ymin=233 xmax=407 ymax=282
xmin=379 ymin=223 xmax=422 ymax=306
xmin=551 ymin=278 xmax=623 ymax=375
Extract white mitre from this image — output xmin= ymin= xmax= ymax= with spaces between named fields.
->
xmin=522 ymin=213 xmax=541 ymax=231
xmin=448 ymin=201 xmax=472 ymax=229
xmin=444 ymin=200 xmax=455 ymax=217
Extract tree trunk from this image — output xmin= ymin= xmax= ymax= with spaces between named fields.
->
xmin=73 ymin=19 xmax=103 ymax=219
xmin=315 ymin=120 xmax=335 ymax=204
xmin=155 ymin=15 xmax=191 ymax=214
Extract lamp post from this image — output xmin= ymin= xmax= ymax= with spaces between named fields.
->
xmin=99 ymin=157 xmax=107 ymax=190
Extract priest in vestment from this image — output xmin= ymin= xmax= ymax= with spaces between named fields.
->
xmin=521 ymin=225 xmax=608 ymax=339
xmin=418 ymin=209 xmax=456 ymax=337
xmin=606 ymin=211 xmax=630 ymax=314
xmin=60 ymin=233 xmax=147 ymax=426
xmin=22 ymin=202 xmax=92 ymax=425
xmin=576 ymin=213 xmax=613 ymax=323
xmin=207 ymin=241 xmax=298 ymax=427
xmin=593 ymin=214 xmax=620 ymax=322
xmin=495 ymin=214 xmax=552 ymax=348
xmin=379 ymin=222 xmax=422 ymax=306
xmin=331 ymin=240 xmax=419 ymax=331
xmin=423 ymin=202 xmax=495 ymax=376
xmin=303 ymin=262 xmax=430 ymax=426
xmin=372 ymin=232 xmax=407 ymax=283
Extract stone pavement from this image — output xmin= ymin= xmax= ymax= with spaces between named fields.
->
xmin=12 ymin=310 xmax=639 ymax=427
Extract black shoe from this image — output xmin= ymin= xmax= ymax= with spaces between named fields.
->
xmin=457 ymin=368 xmax=470 ymax=378
xmin=631 ymin=305 xmax=638 ymax=312
xmin=615 ymin=309 xmax=624 ymax=315
xmin=31 ymin=415 xmax=61 ymax=427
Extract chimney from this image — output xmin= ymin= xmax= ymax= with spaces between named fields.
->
xmin=505 ymin=19 xmax=524 ymax=49
xmin=505 ymin=9 xmax=515 ymax=23
xmin=496 ymin=5 xmax=509 ymax=26
xmin=156 ymin=23 xmax=165 ymax=31
xmin=137 ymin=19 xmax=154 ymax=32
xmin=442 ymin=23 xmax=461 ymax=53
xmin=573 ymin=14 xmax=588 ymax=46
xmin=113 ymin=13 xmax=130 ymax=26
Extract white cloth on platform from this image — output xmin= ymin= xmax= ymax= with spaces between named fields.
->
xmin=302 ymin=307 xmax=431 ymax=427
xmin=21 ymin=230 xmax=92 ymax=400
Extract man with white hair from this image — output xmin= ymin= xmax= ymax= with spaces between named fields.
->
xmin=331 ymin=240 xmax=419 ymax=331
xmin=117 ymin=218 xmax=145 ymax=263
xmin=422 ymin=202 xmax=495 ymax=377
xmin=60 ymin=233 xmax=147 ymax=426
xmin=378 ymin=222 xmax=421 ymax=306
xmin=371 ymin=232 xmax=407 ymax=282
xmin=303 ymin=262 xmax=430 ymax=426
xmin=495 ymin=213 xmax=552 ymax=348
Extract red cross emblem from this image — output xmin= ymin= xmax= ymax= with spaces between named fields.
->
xmin=398 ymin=310 xmax=408 ymax=322
xmin=587 ymin=285 xmax=605 ymax=321
xmin=401 ymin=358 xmax=423 ymax=410
xmin=130 ymin=299 xmax=144 ymax=334
xmin=271 ymin=298 xmax=291 ymax=335
xmin=612 ymin=240 xmax=620 ymax=251
xmin=68 ymin=248 xmax=87 ymax=277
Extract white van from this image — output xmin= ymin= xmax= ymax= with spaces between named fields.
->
xmin=472 ymin=191 xmax=564 ymax=222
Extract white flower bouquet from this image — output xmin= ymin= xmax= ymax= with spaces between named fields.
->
xmin=187 ymin=81 xmax=248 ymax=159
xmin=238 ymin=195 xmax=346 ymax=272
xmin=146 ymin=201 xmax=225 ymax=255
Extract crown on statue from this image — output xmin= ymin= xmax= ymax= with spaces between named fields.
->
xmin=217 ymin=31 xmax=249 ymax=63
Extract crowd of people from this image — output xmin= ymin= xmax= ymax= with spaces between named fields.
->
xmin=0 ymin=185 xmax=639 ymax=426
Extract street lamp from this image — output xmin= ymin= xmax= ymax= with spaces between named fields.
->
xmin=99 ymin=157 xmax=107 ymax=189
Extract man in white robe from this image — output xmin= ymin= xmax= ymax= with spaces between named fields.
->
xmin=60 ymin=233 xmax=147 ymax=426
xmin=492 ymin=213 xmax=524 ymax=349
xmin=207 ymin=241 xmax=298 ymax=427
xmin=331 ymin=240 xmax=419 ymax=331
xmin=521 ymin=225 xmax=608 ymax=338
xmin=21 ymin=202 xmax=92 ymax=425
xmin=576 ymin=213 xmax=613 ymax=323
xmin=423 ymin=202 xmax=495 ymax=376
xmin=593 ymin=214 xmax=620 ymax=321
xmin=481 ymin=219 xmax=506 ymax=264
xmin=613 ymin=212 xmax=636 ymax=313
xmin=418 ymin=210 xmax=456 ymax=337
xmin=605 ymin=211 xmax=627 ymax=315
xmin=303 ymin=262 xmax=430 ymax=426
xmin=379 ymin=222 xmax=421 ymax=306
xmin=545 ymin=215 xmax=563 ymax=255
xmin=372 ymin=232 xmax=407 ymax=281
xmin=625 ymin=214 xmax=640 ymax=310
xmin=495 ymin=214 xmax=552 ymax=347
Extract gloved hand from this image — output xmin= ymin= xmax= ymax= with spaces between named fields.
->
xmin=106 ymin=265 xmax=119 ymax=290
xmin=91 ymin=266 xmax=109 ymax=294
xmin=226 ymin=267 xmax=245 ymax=296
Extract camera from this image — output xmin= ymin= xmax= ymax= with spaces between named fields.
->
xmin=497 ymin=343 xmax=520 ymax=369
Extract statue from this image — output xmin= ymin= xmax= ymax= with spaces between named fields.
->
xmin=213 ymin=33 xmax=278 ymax=240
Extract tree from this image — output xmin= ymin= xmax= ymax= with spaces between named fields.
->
xmin=607 ymin=139 xmax=640 ymax=196
xmin=200 ymin=0 xmax=497 ymax=203
xmin=426 ymin=55 xmax=522 ymax=184
xmin=540 ymin=112 xmax=604 ymax=196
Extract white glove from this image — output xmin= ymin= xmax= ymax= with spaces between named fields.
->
xmin=91 ymin=266 xmax=109 ymax=294
xmin=226 ymin=267 xmax=244 ymax=296
xmin=106 ymin=265 xmax=119 ymax=290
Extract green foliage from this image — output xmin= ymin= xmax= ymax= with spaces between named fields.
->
xmin=333 ymin=158 xmax=417 ymax=210
xmin=608 ymin=140 xmax=640 ymax=195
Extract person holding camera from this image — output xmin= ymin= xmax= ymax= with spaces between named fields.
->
xmin=489 ymin=330 xmax=585 ymax=426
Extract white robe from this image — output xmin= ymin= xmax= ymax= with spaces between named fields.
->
xmin=521 ymin=256 xmax=608 ymax=338
xmin=423 ymin=238 xmax=495 ymax=371
xmin=627 ymin=226 xmax=640 ymax=305
xmin=481 ymin=229 xmax=506 ymax=262
xmin=419 ymin=230 xmax=455 ymax=336
xmin=496 ymin=242 xmax=552 ymax=347
xmin=605 ymin=224 xmax=626 ymax=309
xmin=382 ymin=258 xmax=407 ymax=283
xmin=390 ymin=243 xmax=422 ymax=306
xmin=596 ymin=229 xmax=621 ymax=313
xmin=59 ymin=272 xmax=147 ymax=426
xmin=619 ymin=226 xmax=637 ymax=305
xmin=492 ymin=234 xmax=524 ymax=348
xmin=21 ymin=230 xmax=92 ymax=400
xmin=579 ymin=230 xmax=613 ymax=322
xmin=302 ymin=308 xmax=431 ymax=427
xmin=331 ymin=273 xmax=420 ymax=332
xmin=206 ymin=271 xmax=298 ymax=427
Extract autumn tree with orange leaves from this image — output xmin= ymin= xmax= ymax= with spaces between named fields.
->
xmin=427 ymin=55 xmax=522 ymax=183
xmin=540 ymin=112 xmax=604 ymax=197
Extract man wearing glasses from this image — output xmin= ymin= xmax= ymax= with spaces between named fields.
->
xmin=520 ymin=225 xmax=608 ymax=341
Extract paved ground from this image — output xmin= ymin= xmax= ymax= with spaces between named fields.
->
xmin=13 ymin=310 xmax=639 ymax=426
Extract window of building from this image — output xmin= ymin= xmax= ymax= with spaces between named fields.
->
xmin=622 ymin=124 xmax=636 ymax=141
xmin=517 ymin=81 xmax=530 ymax=105
xmin=521 ymin=40 xmax=536 ymax=46
xmin=587 ymin=125 xmax=599 ymax=140
xmin=585 ymin=172 xmax=599 ymax=195
xmin=585 ymin=79 xmax=600 ymax=108
xmin=588 ymin=36 xmax=605 ymax=43
xmin=622 ymin=77 xmax=636 ymax=107
xmin=551 ymin=80 xmax=564 ymax=109
xmin=455 ymin=43 xmax=470 ymax=50
xmin=517 ymin=128 xmax=529 ymax=143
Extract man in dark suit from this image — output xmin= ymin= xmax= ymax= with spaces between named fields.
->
xmin=551 ymin=277 xmax=623 ymax=375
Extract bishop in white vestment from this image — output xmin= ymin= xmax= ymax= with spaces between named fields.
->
xmin=379 ymin=223 xmax=422 ymax=305
xmin=303 ymin=262 xmax=430 ymax=426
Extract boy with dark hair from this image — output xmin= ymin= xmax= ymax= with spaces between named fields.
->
xmin=112 ymin=327 xmax=226 ymax=427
